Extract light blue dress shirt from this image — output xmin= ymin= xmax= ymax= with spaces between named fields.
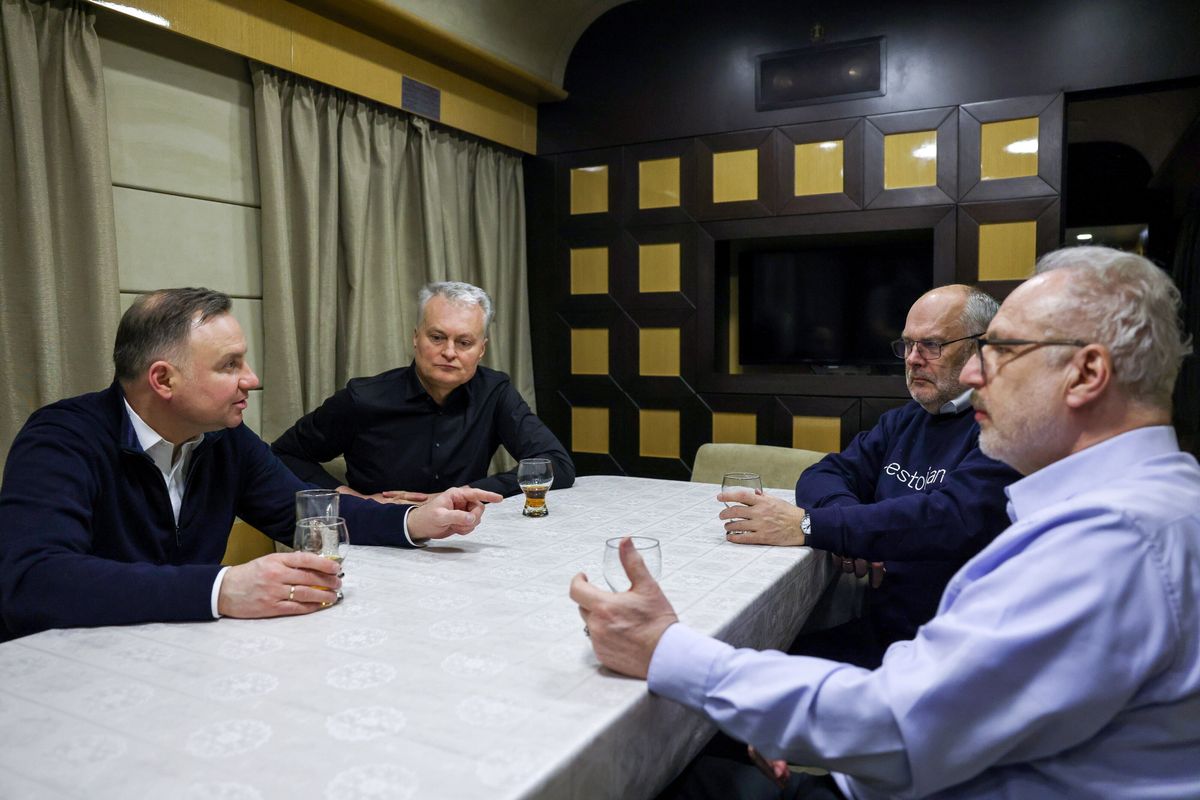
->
xmin=649 ymin=426 xmax=1200 ymax=798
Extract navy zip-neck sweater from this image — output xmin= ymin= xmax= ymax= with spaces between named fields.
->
xmin=801 ymin=400 xmax=1020 ymax=644
xmin=0 ymin=382 xmax=412 ymax=640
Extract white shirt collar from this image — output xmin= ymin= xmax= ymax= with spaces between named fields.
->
xmin=122 ymin=399 xmax=203 ymax=470
xmin=939 ymin=389 xmax=974 ymax=415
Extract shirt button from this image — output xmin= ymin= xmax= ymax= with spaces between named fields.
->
xmin=435 ymin=442 xmax=440 ymax=447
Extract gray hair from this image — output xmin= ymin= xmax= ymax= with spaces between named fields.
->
xmin=960 ymin=287 xmax=1000 ymax=336
xmin=114 ymin=288 xmax=231 ymax=382
xmin=1035 ymin=246 xmax=1191 ymax=410
xmin=418 ymin=281 xmax=494 ymax=334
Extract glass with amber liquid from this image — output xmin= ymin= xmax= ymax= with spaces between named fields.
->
xmin=517 ymin=458 xmax=554 ymax=517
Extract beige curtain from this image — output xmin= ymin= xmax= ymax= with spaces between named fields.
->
xmin=252 ymin=65 xmax=532 ymax=453
xmin=0 ymin=0 xmax=119 ymax=465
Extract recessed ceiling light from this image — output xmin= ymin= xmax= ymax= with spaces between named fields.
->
xmin=1076 ymin=233 xmax=1093 ymax=241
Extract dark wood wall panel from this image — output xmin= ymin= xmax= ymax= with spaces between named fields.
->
xmin=527 ymin=92 xmax=1069 ymax=479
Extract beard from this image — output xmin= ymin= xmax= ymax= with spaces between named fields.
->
xmin=975 ymin=394 xmax=1058 ymax=476
xmin=906 ymin=352 xmax=971 ymax=412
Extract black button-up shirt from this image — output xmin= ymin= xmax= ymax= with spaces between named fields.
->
xmin=271 ymin=364 xmax=574 ymax=497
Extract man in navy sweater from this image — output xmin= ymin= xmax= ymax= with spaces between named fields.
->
xmin=719 ymin=284 xmax=1019 ymax=666
xmin=0 ymin=288 xmax=500 ymax=641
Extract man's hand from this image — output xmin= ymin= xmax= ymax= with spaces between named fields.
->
xmin=218 ymin=552 xmax=341 ymax=618
xmin=406 ymin=486 xmax=502 ymax=541
xmin=338 ymin=485 xmax=433 ymax=505
xmin=569 ymin=536 xmax=679 ymax=679
xmin=834 ymin=553 xmax=886 ymax=588
xmin=380 ymin=490 xmax=435 ymax=504
xmin=718 ymin=490 xmax=808 ymax=546
xmin=747 ymin=746 xmax=790 ymax=790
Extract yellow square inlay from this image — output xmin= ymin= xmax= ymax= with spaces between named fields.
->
xmin=639 ymin=243 xmax=681 ymax=293
xmin=794 ymin=140 xmax=844 ymax=196
xmin=570 ymin=165 xmax=608 ymax=215
xmin=883 ymin=130 xmax=937 ymax=190
xmin=712 ymin=411 xmax=757 ymax=445
xmin=570 ymin=328 xmax=609 ymax=375
xmin=981 ymin=117 xmax=1039 ymax=181
xmin=792 ymin=415 xmax=841 ymax=453
xmin=712 ymin=149 xmax=758 ymax=203
xmin=978 ymin=221 xmax=1037 ymax=281
xmin=639 ymin=328 xmax=681 ymax=376
xmin=572 ymin=407 xmax=609 ymax=454
xmin=639 ymin=409 xmax=680 ymax=458
xmin=638 ymin=157 xmax=681 ymax=209
xmin=570 ymin=247 xmax=608 ymax=295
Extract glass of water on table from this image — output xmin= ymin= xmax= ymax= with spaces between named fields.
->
xmin=294 ymin=489 xmax=348 ymax=603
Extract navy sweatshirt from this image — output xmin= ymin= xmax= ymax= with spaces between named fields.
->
xmin=800 ymin=400 xmax=1019 ymax=644
xmin=0 ymin=383 xmax=414 ymax=640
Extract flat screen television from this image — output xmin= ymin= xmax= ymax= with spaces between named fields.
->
xmin=737 ymin=233 xmax=933 ymax=366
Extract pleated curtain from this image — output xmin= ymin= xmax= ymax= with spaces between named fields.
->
xmin=0 ymin=0 xmax=120 ymax=465
xmin=252 ymin=65 xmax=533 ymax=463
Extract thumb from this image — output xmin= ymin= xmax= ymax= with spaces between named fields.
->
xmin=618 ymin=536 xmax=655 ymax=589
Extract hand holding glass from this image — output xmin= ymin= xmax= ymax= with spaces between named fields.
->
xmin=294 ymin=516 xmax=349 ymax=563
xmin=293 ymin=516 xmax=348 ymax=603
xmin=603 ymin=536 xmax=662 ymax=592
xmin=518 ymin=458 xmax=554 ymax=517
xmin=721 ymin=472 xmax=763 ymax=507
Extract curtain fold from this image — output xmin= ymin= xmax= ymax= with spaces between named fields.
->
xmin=0 ymin=0 xmax=119 ymax=465
xmin=252 ymin=65 xmax=533 ymax=457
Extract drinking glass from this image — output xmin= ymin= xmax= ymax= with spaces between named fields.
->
xmin=603 ymin=536 xmax=661 ymax=592
xmin=517 ymin=458 xmax=554 ymax=517
xmin=721 ymin=472 xmax=763 ymax=508
xmin=293 ymin=516 xmax=350 ymax=567
xmin=296 ymin=489 xmax=339 ymax=521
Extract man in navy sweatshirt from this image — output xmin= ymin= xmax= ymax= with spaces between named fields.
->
xmin=718 ymin=284 xmax=1019 ymax=666
xmin=0 ymin=288 xmax=501 ymax=641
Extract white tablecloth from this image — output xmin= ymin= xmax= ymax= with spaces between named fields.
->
xmin=0 ymin=475 xmax=833 ymax=800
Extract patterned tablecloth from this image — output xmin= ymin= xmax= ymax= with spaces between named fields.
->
xmin=0 ymin=475 xmax=833 ymax=800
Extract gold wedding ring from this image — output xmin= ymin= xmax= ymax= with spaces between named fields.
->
xmin=288 ymin=585 xmax=296 ymax=602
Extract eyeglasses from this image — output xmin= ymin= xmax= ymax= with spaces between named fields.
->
xmin=890 ymin=334 xmax=982 ymax=360
xmin=973 ymin=336 xmax=1089 ymax=379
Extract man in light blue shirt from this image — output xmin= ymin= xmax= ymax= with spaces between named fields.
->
xmin=571 ymin=246 xmax=1200 ymax=798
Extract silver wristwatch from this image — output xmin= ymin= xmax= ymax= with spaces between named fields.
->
xmin=800 ymin=514 xmax=812 ymax=537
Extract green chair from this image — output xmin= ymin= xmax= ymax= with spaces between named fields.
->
xmin=690 ymin=442 xmax=826 ymax=489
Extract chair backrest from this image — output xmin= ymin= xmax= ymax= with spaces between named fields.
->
xmin=322 ymin=456 xmax=348 ymax=485
xmin=222 ymin=519 xmax=277 ymax=565
xmin=691 ymin=442 xmax=827 ymax=490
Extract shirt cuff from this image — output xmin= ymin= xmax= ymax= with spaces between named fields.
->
xmin=211 ymin=566 xmax=231 ymax=618
xmin=647 ymin=623 xmax=735 ymax=710
xmin=401 ymin=504 xmax=426 ymax=548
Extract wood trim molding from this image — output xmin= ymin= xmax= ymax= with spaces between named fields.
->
xmin=87 ymin=0 xmax=540 ymax=153
xmin=958 ymin=94 xmax=1063 ymax=202
xmin=775 ymin=119 xmax=865 ymax=215
xmin=956 ymin=198 xmax=1061 ymax=289
xmin=864 ymin=107 xmax=958 ymax=209
xmin=292 ymin=0 xmax=567 ymax=104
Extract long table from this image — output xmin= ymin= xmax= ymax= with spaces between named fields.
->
xmin=0 ymin=475 xmax=834 ymax=799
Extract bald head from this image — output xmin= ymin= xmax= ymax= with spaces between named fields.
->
xmin=902 ymin=285 xmax=998 ymax=413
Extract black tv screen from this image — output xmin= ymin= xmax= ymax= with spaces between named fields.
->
xmin=737 ymin=236 xmax=932 ymax=366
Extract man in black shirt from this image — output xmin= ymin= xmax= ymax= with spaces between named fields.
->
xmin=272 ymin=281 xmax=574 ymax=500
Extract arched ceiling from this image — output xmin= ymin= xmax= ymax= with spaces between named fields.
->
xmin=380 ymin=0 xmax=629 ymax=88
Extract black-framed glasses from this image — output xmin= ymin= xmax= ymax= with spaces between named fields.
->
xmin=890 ymin=334 xmax=982 ymax=360
xmin=973 ymin=336 xmax=1089 ymax=378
